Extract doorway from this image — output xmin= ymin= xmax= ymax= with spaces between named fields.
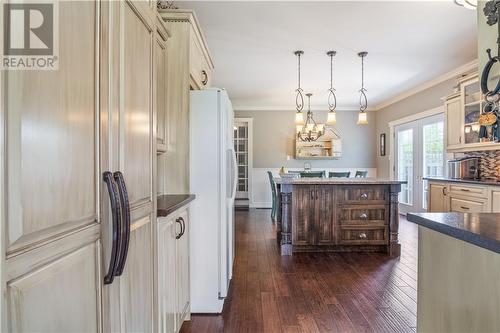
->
xmin=394 ymin=114 xmax=445 ymax=214
xmin=233 ymin=118 xmax=253 ymax=210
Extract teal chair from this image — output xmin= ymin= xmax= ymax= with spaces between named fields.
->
xmin=329 ymin=171 xmax=351 ymax=178
xmin=355 ymin=170 xmax=368 ymax=178
xmin=267 ymin=171 xmax=277 ymax=221
xmin=299 ymin=171 xmax=325 ymax=178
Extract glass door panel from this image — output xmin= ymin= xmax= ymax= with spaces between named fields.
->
xmin=396 ymin=128 xmax=414 ymax=207
xmin=234 ymin=122 xmax=249 ymax=199
xmin=422 ymin=119 xmax=445 ymax=210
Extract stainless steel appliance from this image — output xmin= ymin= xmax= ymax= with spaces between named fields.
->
xmin=447 ymin=157 xmax=480 ymax=179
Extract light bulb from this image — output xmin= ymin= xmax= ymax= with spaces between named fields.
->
xmin=327 ymin=111 xmax=337 ymax=125
xmin=296 ymin=125 xmax=303 ymax=133
xmin=295 ymin=111 xmax=304 ymax=125
xmin=317 ymin=124 xmax=324 ymax=133
xmin=357 ymin=111 xmax=368 ymax=125
xmin=306 ymin=123 xmax=314 ymax=132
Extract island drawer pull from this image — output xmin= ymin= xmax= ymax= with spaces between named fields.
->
xmin=460 ymin=206 xmax=470 ymax=210
xmin=359 ymin=232 xmax=367 ymax=239
xmin=360 ymin=193 xmax=368 ymax=200
xmin=359 ymin=213 xmax=368 ymax=219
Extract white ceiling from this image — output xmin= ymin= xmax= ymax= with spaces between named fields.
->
xmin=180 ymin=1 xmax=477 ymax=110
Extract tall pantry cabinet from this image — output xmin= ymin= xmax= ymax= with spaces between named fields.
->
xmin=1 ymin=1 xmax=158 ymax=332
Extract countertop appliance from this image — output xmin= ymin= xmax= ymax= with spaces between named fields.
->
xmin=190 ymin=88 xmax=236 ymax=313
xmin=448 ymin=157 xmax=480 ymax=180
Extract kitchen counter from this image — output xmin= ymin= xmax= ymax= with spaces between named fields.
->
xmin=407 ymin=212 xmax=500 ymax=254
xmin=157 ymin=194 xmax=196 ymax=217
xmin=275 ymin=177 xmax=406 ymax=185
xmin=406 ymin=212 xmax=500 ymax=332
xmin=425 ymin=176 xmax=500 ymax=186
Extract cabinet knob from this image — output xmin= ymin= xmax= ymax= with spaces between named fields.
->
xmin=359 ymin=213 xmax=368 ymax=219
xmin=360 ymin=193 xmax=368 ymax=200
xmin=201 ymin=70 xmax=208 ymax=86
xmin=359 ymin=232 xmax=367 ymax=239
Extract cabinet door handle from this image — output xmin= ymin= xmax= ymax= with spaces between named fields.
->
xmin=459 ymin=136 xmax=462 ymax=143
xmin=359 ymin=213 xmax=368 ymax=219
xmin=113 ymin=171 xmax=131 ymax=276
xmin=359 ymin=232 xmax=367 ymax=239
xmin=176 ymin=217 xmax=185 ymax=239
xmin=316 ymin=190 xmax=319 ymax=200
xmin=442 ymin=187 xmax=446 ymax=196
xmin=103 ymin=171 xmax=122 ymax=285
xmin=460 ymin=188 xmax=470 ymax=192
xmin=201 ymin=70 xmax=208 ymax=86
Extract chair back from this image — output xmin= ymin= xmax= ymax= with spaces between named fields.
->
xmin=355 ymin=170 xmax=368 ymax=178
xmin=267 ymin=171 xmax=277 ymax=196
xmin=329 ymin=171 xmax=351 ymax=178
xmin=299 ymin=171 xmax=325 ymax=178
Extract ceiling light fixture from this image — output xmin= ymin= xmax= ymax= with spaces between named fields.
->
xmin=294 ymin=50 xmax=305 ymax=125
xmin=454 ymin=0 xmax=477 ymax=10
xmin=326 ymin=50 xmax=338 ymax=125
xmin=297 ymin=93 xmax=324 ymax=142
xmin=357 ymin=51 xmax=369 ymax=125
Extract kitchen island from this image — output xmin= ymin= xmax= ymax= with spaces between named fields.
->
xmin=407 ymin=213 xmax=500 ymax=333
xmin=274 ymin=177 xmax=406 ymax=256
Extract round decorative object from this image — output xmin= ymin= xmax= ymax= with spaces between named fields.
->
xmin=481 ymin=49 xmax=500 ymax=97
xmin=479 ymin=112 xmax=498 ymax=126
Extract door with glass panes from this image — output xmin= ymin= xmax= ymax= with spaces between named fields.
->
xmin=234 ymin=120 xmax=250 ymax=199
xmin=395 ymin=114 xmax=445 ymax=214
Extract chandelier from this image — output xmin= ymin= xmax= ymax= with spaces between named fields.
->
xmin=296 ymin=93 xmax=324 ymax=142
xmin=357 ymin=51 xmax=369 ymax=125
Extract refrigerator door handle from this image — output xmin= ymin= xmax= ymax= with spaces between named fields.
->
xmin=231 ymin=149 xmax=237 ymax=201
xmin=113 ymin=171 xmax=131 ymax=276
xmin=103 ymin=171 xmax=122 ymax=285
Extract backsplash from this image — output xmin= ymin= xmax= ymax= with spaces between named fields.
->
xmin=463 ymin=150 xmax=500 ymax=181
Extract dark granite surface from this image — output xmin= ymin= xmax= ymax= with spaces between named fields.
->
xmin=425 ymin=177 xmax=500 ymax=187
xmin=407 ymin=213 xmax=500 ymax=254
xmin=157 ymin=194 xmax=195 ymax=217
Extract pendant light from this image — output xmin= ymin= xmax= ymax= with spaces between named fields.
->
xmin=357 ymin=51 xmax=369 ymax=125
xmin=454 ymin=0 xmax=477 ymax=10
xmin=326 ymin=50 xmax=337 ymax=125
xmin=294 ymin=50 xmax=305 ymax=125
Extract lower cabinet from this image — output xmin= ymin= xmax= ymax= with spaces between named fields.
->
xmin=427 ymin=181 xmax=498 ymax=213
xmin=157 ymin=208 xmax=190 ymax=333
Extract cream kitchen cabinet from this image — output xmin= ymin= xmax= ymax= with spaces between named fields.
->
xmin=156 ymin=16 xmax=170 ymax=153
xmin=158 ymin=9 xmax=214 ymax=194
xmin=428 ymin=183 xmax=449 ymax=212
xmin=445 ymin=93 xmax=462 ymax=150
xmin=157 ymin=208 xmax=191 ymax=333
xmin=427 ymin=180 xmax=499 ymax=213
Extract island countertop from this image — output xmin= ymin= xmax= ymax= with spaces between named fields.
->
xmin=274 ymin=177 xmax=406 ymax=185
xmin=407 ymin=212 xmax=500 ymax=254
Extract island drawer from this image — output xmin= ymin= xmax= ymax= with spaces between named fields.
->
xmin=337 ymin=186 xmax=389 ymax=204
xmin=339 ymin=206 xmax=388 ymax=225
xmin=338 ymin=226 xmax=388 ymax=245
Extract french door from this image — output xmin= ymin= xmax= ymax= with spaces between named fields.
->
xmin=395 ymin=114 xmax=445 ymax=214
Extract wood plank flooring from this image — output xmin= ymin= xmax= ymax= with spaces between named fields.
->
xmin=181 ymin=209 xmax=418 ymax=333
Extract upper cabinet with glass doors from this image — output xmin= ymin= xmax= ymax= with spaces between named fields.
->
xmin=445 ymin=73 xmax=500 ymax=152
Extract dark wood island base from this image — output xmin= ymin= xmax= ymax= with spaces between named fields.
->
xmin=275 ymin=178 xmax=405 ymax=256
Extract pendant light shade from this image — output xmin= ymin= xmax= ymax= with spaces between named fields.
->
xmin=357 ymin=51 xmax=369 ymax=125
xmin=357 ymin=112 xmax=368 ymax=125
xmin=326 ymin=50 xmax=338 ymax=125
xmin=295 ymin=111 xmax=304 ymax=125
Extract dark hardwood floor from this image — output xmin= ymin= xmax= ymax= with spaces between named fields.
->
xmin=181 ymin=209 xmax=418 ymax=333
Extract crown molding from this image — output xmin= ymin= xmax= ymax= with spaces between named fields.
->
xmin=233 ymin=105 xmax=377 ymax=112
xmin=374 ymin=59 xmax=478 ymax=110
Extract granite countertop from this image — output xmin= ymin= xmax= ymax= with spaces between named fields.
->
xmin=157 ymin=194 xmax=196 ymax=217
xmin=425 ymin=177 xmax=500 ymax=187
xmin=407 ymin=213 xmax=500 ymax=254
xmin=274 ymin=177 xmax=406 ymax=185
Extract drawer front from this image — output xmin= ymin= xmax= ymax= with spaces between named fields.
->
xmin=449 ymin=184 xmax=488 ymax=199
xmin=339 ymin=226 xmax=387 ymax=245
xmin=338 ymin=187 xmax=389 ymax=204
xmin=450 ymin=197 xmax=487 ymax=213
xmin=339 ymin=206 xmax=388 ymax=226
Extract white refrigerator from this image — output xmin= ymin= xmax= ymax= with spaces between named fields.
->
xmin=189 ymin=88 xmax=236 ymax=313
